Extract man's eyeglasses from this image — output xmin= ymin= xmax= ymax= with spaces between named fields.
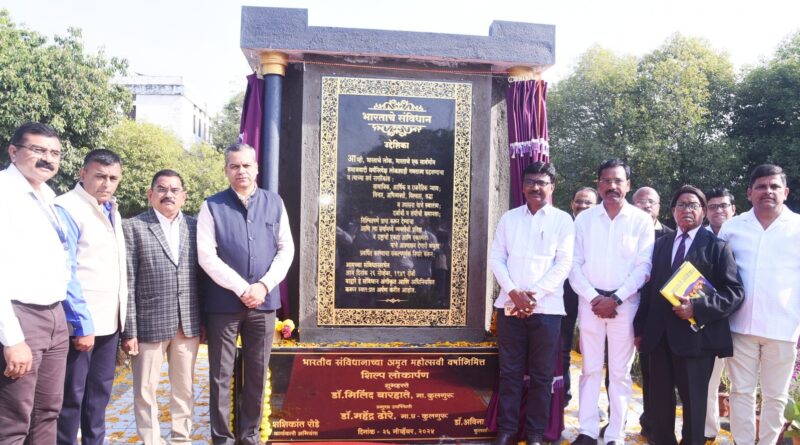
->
xmin=16 ymin=144 xmax=62 ymax=160
xmin=598 ymin=178 xmax=626 ymax=186
xmin=573 ymin=199 xmax=595 ymax=206
xmin=153 ymin=186 xmax=183 ymax=195
xmin=523 ymin=179 xmax=551 ymax=188
xmin=675 ymin=202 xmax=703 ymax=211
xmin=708 ymin=203 xmax=731 ymax=211
xmin=635 ymin=199 xmax=659 ymax=207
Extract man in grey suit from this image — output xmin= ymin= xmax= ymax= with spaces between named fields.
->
xmin=121 ymin=169 xmax=203 ymax=445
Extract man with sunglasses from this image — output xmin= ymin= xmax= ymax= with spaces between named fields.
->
xmin=0 ymin=122 xmax=81 ymax=443
xmin=121 ymin=169 xmax=203 ymax=444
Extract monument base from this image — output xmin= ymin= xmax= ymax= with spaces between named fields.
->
xmin=267 ymin=346 xmax=498 ymax=443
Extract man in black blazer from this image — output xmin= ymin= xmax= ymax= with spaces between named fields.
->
xmin=633 ymin=185 xmax=744 ymax=445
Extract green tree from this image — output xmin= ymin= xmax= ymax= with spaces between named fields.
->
xmin=634 ymin=34 xmax=740 ymax=200
xmin=210 ymin=91 xmax=244 ymax=150
xmin=733 ymin=31 xmax=800 ymax=210
xmin=0 ymin=10 xmax=131 ymax=192
xmin=105 ymin=120 xmax=227 ymax=217
xmin=548 ymin=46 xmax=640 ymax=206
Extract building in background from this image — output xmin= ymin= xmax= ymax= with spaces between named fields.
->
xmin=115 ymin=74 xmax=212 ymax=148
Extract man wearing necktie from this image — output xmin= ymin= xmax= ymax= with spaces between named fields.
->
xmin=55 ymin=149 xmax=127 ymax=445
xmin=634 ymin=185 xmax=744 ymax=445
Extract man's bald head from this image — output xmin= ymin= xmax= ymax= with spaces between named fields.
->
xmin=633 ymin=187 xmax=661 ymax=222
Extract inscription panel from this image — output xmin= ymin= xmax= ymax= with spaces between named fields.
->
xmin=317 ymin=77 xmax=472 ymax=326
xmin=268 ymin=347 xmax=496 ymax=442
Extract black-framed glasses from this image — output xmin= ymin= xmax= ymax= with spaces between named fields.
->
xmin=708 ymin=203 xmax=731 ymax=211
xmin=153 ymin=186 xmax=183 ymax=195
xmin=16 ymin=144 xmax=62 ymax=160
xmin=523 ymin=179 xmax=551 ymax=188
xmin=598 ymin=178 xmax=626 ymax=186
xmin=675 ymin=202 xmax=702 ymax=211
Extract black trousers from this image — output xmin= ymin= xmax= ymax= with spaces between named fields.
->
xmin=648 ymin=336 xmax=714 ymax=445
xmin=496 ymin=311 xmax=561 ymax=438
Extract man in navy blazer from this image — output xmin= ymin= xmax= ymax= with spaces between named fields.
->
xmin=633 ymin=185 xmax=744 ymax=445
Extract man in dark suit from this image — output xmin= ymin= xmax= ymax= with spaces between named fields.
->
xmin=633 ymin=185 xmax=744 ymax=445
xmin=121 ymin=169 xmax=203 ymax=445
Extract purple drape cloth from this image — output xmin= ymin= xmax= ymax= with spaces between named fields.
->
xmin=239 ymin=73 xmax=290 ymax=320
xmin=507 ymin=80 xmax=550 ymax=207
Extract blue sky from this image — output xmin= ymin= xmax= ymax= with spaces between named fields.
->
xmin=2 ymin=0 xmax=798 ymax=113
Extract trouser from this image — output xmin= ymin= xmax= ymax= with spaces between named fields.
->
xmin=704 ymin=357 xmax=725 ymax=438
xmin=561 ymin=287 xmax=578 ymax=400
xmin=727 ymin=333 xmax=795 ymax=445
xmin=207 ymin=310 xmax=275 ymax=445
xmin=132 ymin=329 xmax=200 ymax=445
xmin=648 ymin=336 xmax=714 ymax=445
xmin=577 ymin=299 xmax=637 ymax=443
xmin=0 ymin=301 xmax=68 ymax=445
xmin=57 ymin=331 xmax=120 ymax=445
xmin=496 ymin=311 xmax=561 ymax=438
xmin=639 ymin=352 xmax=651 ymax=432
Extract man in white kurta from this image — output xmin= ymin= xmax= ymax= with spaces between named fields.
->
xmin=718 ymin=164 xmax=800 ymax=445
xmin=569 ymin=159 xmax=654 ymax=445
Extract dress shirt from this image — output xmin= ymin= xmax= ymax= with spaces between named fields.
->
xmin=718 ymin=207 xmax=800 ymax=342
xmin=490 ymin=204 xmax=575 ymax=315
xmin=154 ymin=209 xmax=183 ymax=262
xmin=0 ymin=164 xmax=70 ymax=346
xmin=569 ymin=201 xmax=655 ymax=304
xmin=197 ymin=198 xmax=294 ymax=297
xmin=671 ymin=226 xmax=700 ymax=265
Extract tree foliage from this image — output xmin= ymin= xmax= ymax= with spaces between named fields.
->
xmin=732 ymin=31 xmax=800 ymax=209
xmin=549 ymin=35 xmax=741 ymax=218
xmin=210 ymin=91 xmax=244 ymax=150
xmin=0 ymin=9 xmax=131 ymax=192
xmin=106 ymin=120 xmax=226 ymax=217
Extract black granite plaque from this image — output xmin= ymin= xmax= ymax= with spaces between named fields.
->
xmin=267 ymin=347 xmax=497 ymax=442
xmin=317 ymin=77 xmax=472 ymax=327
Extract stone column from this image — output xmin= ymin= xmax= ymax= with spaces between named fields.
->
xmin=259 ymin=51 xmax=288 ymax=192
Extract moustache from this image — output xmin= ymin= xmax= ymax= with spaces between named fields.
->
xmin=160 ymin=198 xmax=176 ymax=204
xmin=35 ymin=160 xmax=55 ymax=171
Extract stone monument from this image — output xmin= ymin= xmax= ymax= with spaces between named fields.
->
xmin=239 ymin=7 xmax=555 ymax=442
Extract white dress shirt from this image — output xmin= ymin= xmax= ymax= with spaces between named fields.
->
xmin=569 ymin=201 xmax=655 ymax=303
xmin=154 ymin=209 xmax=183 ymax=262
xmin=197 ymin=197 xmax=294 ymax=297
xmin=718 ymin=207 xmax=800 ymax=342
xmin=0 ymin=164 xmax=69 ymax=346
xmin=490 ymin=204 xmax=575 ymax=315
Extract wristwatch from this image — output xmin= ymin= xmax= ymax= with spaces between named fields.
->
xmin=610 ymin=294 xmax=623 ymax=306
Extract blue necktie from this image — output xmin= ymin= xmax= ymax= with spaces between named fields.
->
xmin=672 ymin=232 xmax=688 ymax=271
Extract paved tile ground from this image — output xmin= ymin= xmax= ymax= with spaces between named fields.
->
xmin=105 ymin=347 xmax=735 ymax=444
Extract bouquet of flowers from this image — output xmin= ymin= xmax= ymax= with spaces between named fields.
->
xmin=275 ymin=319 xmax=296 ymax=339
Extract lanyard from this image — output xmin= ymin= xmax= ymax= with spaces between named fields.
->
xmin=28 ymin=192 xmax=69 ymax=251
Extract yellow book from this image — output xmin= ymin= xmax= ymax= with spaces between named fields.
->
xmin=659 ymin=261 xmax=715 ymax=332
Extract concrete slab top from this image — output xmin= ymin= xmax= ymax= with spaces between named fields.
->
xmin=240 ymin=6 xmax=555 ymax=72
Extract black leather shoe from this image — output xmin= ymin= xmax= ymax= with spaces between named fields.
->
xmin=571 ymin=434 xmax=598 ymax=445
xmin=606 ymin=441 xmax=619 ymax=445
xmin=492 ymin=432 xmax=516 ymax=445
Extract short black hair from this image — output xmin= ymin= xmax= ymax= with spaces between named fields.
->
xmin=705 ymin=187 xmax=735 ymax=205
xmin=670 ymin=185 xmax=707 ymax=209
xmin=573 ymin=186 xmax=599 ymax=202
xmin=749 ymin=164 xmax=786 ymax=187
xmin=83 ymin=148 xmax=121 ymax=168
xmin=522 ymin=161 xmax=556 ymax=184
xmin=597 ymin=158 xmax=630 ymax=180
xmin=10 ymin=122 xmax=59 ymax=146
xmin=150 ymin=169 xmax=184 ymax=189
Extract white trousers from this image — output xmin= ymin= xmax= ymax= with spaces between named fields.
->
xmin=727 ymin=333 xmax=796 ymax=445
xmin=577 ymin=299 xmax=637 ymax=443
xmin=704 ymin=357 xmax=725 ymax=437
xmin=132 ymin=329 xmax=200 ymax=445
